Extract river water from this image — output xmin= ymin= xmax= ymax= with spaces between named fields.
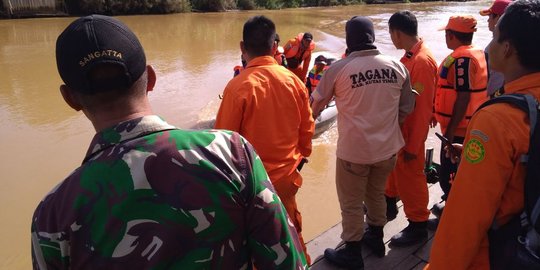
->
xmin=0 ymin=1 xmax=493 ymax=268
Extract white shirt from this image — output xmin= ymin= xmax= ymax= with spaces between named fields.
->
xmin=311 ymin=49 xmax=415 ymax=164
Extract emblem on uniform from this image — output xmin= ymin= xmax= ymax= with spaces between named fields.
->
xmin=464 ymin=138 xmax=485 ymax=164
xmin=439 ymin=56 xmax=455 ymax=79
xmin=413 ymin=82 xmax=425 ymax=94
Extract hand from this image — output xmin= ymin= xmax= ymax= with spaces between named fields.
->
xmin=444 ymin=144 xmax=463 ymax=164
xmin=429 ymin=116 xmax=438 ymax=128
xmin=403 ymin=151 xmax=417 ymax=161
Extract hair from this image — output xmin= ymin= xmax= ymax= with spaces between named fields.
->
xmin=388 ymin=11 xmax=418 ymax=36
xmin=447 ymin=30 xmax=473 ymax=44
xmin=76 ymin=63 xmax=147 ymax=112
xmin=497 ymin=0 xmax=540 ymax=70
xmin=242 ymin=16 xmax=276 ymax=57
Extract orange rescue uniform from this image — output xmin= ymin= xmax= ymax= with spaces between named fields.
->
xmin=385 ymin=40 xmax=438 ymax=222
xmin=215 ymin=55 xmax=315 ymax=264
xmin=284 ymin=33 xmax=315 ymax=82
xmin=426 ymin=72 xmax=540 ymax=269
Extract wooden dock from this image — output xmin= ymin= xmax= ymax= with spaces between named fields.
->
xmin=307 ymin=126 xmax=445 ymax=270
xmin=307 ymin=183 xmax=443 ymax=269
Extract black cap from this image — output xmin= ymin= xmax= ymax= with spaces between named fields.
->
xmin=315 ymin=55 xmax=327 ymax=65
xmin=56 ymin=14 xmax=146 ymax=94
xmin=346 ymin=16 xmax=377 ymax=52
xmin=303 ymin=32 xmax=313 ymax=41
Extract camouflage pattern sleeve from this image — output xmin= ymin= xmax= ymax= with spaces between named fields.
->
xmin=233 ymin=132 xmax=308 ymax=269
xmin=31 ymin=182 xmax=71 ymax=270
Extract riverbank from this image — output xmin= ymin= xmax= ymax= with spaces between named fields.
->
xmin=1 ymin=0 xmax=455 ymax=19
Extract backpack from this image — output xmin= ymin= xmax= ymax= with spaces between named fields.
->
xmin=476 ymin=94 xmax=540 ymax=270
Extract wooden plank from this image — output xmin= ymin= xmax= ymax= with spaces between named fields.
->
xmin=414 ymin=233 xmax=435 ymax=262
xmin=412 ymin=260 xmax=428 ymax=270
xmin=307 ymin=223 xmax=344 ymax=264
xmin=310 ymin=258 xmax=347 ymax=270
xmin=385 ymin=255 xmax=424 ymax=270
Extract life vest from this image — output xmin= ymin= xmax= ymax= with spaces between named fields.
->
xmin=233 ymin=65 xmax=243 ymax=77
xmin=274 ymin=46 xmax=287 ymax=67
xmin=284 ymin=33 xmax=315 ymax=69
xmin=434 ymin=45 xmax=488 ymax=130
xmin=307 ymin=66 xmax=328 ymax=92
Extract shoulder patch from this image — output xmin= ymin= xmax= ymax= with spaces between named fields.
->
xmin=443 ymin=56 xmax=455 ymax=68
xmin=413 ymin=82 xmax=425 ymax=94
xmin=464 ymin=138 xmax=485 ymax=164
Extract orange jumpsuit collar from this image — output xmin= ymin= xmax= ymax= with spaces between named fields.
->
xmin=504 ymin=72 xmax=540 ymax=94
xmin=404 ymin=39 xmax=424 ymax=58
xmin=245 ymin=55 xmax=278 ymax=69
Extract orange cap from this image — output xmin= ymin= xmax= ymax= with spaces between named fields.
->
xmin=480 ymin=0 xmax=511 ymax=16
xmin=439 ymin=15 xmax=477 ymax=33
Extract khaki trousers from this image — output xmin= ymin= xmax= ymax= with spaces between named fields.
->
xmin=336 ymin=156 xmax=397 ymax=242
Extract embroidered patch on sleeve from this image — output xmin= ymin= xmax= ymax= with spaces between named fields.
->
xmin=413 ymin=82 xmax=425 ymax=94
xmin=464 ymin=138 xmax=485 ymax=164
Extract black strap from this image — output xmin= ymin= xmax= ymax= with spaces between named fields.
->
xmin=478 ymin=94 xmax=537 ymax=137
xmin=435 ymin=111 xmax=473 ymax=120
xmin=440 ymin=85 xmax=487 ymax=92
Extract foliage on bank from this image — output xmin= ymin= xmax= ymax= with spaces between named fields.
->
xmin=0 ymin=0 xmax=417 ymax=17
xmin=64 ymin=0 xmax=191 ymax=15
xmin=192 ymin=0 xmax=365 ymax=11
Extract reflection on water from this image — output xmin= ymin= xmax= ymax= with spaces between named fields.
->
xmin=0 ymin=1 xmax=494 ymax=268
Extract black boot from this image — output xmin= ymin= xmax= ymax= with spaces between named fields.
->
xmin=427 ymin=218 xmax=440 ymax=231
xmin=389 ymin=220 xmax=428 ymax=247
xmin=324 ymin=241 xmax=364 ymax=270
xmin=431 ymin=201 xmax=445 ymax=218
xmin=386 ymin=195 xmax=398 ymax=221
xmin=361 ymin=225 xmax=385 ymax=257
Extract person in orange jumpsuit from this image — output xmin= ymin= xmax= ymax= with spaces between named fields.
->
xmin=215 ymin=16 xmax=315 ymax=265
xmin=384 ymin=11 xmax=438 ymax=247
xmin=284 ymin=32 xmax=315 ymax=82
xmin=431 ymin=15 xmax=488 ymax=223
xmin=426 ymin=1 xmax=540 ymax=268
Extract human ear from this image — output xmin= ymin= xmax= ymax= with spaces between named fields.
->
xmin=146 ymin=65 xmax=156 ymax=92
xmin=59 ymin=85 xmax=83 ymax=111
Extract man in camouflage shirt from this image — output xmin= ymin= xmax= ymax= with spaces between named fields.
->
xmin=31 ymin=14 xmax=307 ymax=269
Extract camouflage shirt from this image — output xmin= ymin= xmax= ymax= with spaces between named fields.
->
xmin=31 ymin=116 xmax=307 ymax=269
